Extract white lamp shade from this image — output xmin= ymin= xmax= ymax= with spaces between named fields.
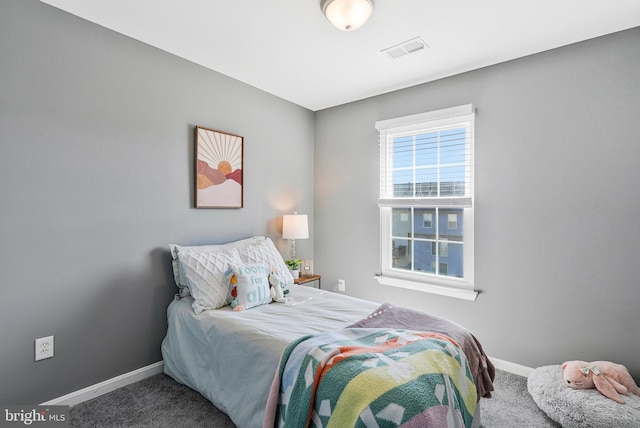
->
xmin=321 ymin=0 xmax=375 ymax=31
xmin=282 ymin=214 xmax=309 ymax=240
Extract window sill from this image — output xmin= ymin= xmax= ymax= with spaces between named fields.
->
xmin=374 ymin=275 xmax=478 ymax=301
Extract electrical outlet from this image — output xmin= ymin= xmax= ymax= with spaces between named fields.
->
xmin=338 ymin=279 xmax=346 ymax=292
xmin=35 ymin=336 xmax=54 ymax=361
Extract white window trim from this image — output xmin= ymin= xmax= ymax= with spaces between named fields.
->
xmin=376 ymin=104 xmax=477 ymax=301
xmin=374 ymin=275 xmax=478 ymax=301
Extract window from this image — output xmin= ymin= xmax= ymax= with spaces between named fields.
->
xmin=432 ymin=240 xmax=448 ymax=258
xmin=448 ymin=213 xmax=458 ymax=229
xmin=375 ymin=105 xmax=477 ymax=300
xmin=423 ymin=212 xmax=432 ymax=228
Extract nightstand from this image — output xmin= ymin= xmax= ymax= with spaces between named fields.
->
xmin=294 ymin=274 xmax=322 ymax=289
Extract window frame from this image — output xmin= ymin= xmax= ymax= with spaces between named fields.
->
xmin=375 ymin=105 xmax=477 ymax=301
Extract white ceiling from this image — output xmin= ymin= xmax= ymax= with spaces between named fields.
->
xmin=39 ymin=0 xmax=640 ymax=111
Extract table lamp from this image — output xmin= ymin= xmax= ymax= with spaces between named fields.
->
xmin=282 ymin=212 xmax=309 ymax=259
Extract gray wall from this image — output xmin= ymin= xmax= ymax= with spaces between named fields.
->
xmin=3 ymin=0 xmax=639 ymax=406
xmin=0 ymin=1 xmax=314 ymax=403
xmin=315 ymin=28 xmax=640 ymax=378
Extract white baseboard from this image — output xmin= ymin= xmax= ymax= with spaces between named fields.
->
xmin=40 ymin=356 xmax=529 ymax=407
xmin=41 ymin=361 xmax=164 ymax=407
xmin=489 ymin=356 xmax=534 ymax=377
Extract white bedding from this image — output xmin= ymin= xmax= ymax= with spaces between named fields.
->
xmin=161 ymin=285 xmax=378 ymax=428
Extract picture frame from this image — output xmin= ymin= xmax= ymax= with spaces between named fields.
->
xmin=301 ymin=259 xmax=314 ymax=277
xmin=195 ymin=126 xmax=244 ymax=208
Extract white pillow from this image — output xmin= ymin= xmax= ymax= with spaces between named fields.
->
xmin=236 ymin=237 xmax=294 ymax=291
xmin=179 ymin=249 xmax=242 ymax=314
xmin=229 ymin=263 xmax=272 ymax=310
xmin=169 ymin=243 xmax=225 ymax=296
xmin=169 ymin=237 xmax=259 ymax=296
xmin=225 ymin=236 xmax=265 ymax=252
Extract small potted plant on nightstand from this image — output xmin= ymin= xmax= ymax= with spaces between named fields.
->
xmin=285 ymin=258 xmax=302 ymax=279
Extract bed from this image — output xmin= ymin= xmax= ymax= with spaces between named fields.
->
xmin=161 ymin=237 xmax=495 ymax=428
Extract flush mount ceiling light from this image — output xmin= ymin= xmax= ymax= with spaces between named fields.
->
xmin=320 ymin=0 xmax=375 ymax=31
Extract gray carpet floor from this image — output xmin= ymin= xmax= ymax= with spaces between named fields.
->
xmin=69 ymin=369 xmax=559 ymax=427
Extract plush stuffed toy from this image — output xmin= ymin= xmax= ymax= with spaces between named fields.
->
xmin=269 ymin=271 xmax=290 ymax=303
xmin=562 ymin=360 xmax=640 ymax=404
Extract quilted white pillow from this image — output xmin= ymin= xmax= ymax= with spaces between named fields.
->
xmin=169 ymin=237 xmax=258 ymax=296
xmin=169 ymin=243 xmax=225 ymax=296
xmin=236 ymin=237 xmax=294 ymax=290
xmin=179 ymin=249 xmax=242 ymax=314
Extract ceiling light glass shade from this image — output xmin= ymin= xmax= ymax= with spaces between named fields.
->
xmin=321 ymin=0 xmax=375 ymax=31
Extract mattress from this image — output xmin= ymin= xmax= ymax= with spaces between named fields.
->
xmin=161 ymin=285 xmax=379 ymax=428
xmin=162 ymin=285 xmax=487 ymax=428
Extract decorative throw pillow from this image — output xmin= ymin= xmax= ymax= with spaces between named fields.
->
xmin=236 ymin=237 xmax=294 ymax=293
xmin=228 ymin=263 xmax=272 ymax=310
xmin=179 ymin=249 xmax=242 ymax=314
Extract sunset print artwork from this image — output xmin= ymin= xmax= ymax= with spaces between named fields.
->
xmin=195 ymin=126 xmax=243 ymax=208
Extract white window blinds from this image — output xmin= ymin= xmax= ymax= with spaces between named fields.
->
xmin=376 ymin=104 xmax=475 ymax=208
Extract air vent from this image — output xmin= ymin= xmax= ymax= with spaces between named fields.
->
xmin=381 ymin=36 xmax=428 ymax=59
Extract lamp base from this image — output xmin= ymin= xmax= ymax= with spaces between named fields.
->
xmin=290 ymin=239 xmax=297 ymax=260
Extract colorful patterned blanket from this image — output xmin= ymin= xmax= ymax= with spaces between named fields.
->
xmin=264 ymin=328 xmax=477 ymax=428
xmin=347 ymin=303 xmax=495 ymax=400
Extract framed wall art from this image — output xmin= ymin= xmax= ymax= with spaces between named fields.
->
xmin=195 ymin=126 xmax=244 ymax=208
